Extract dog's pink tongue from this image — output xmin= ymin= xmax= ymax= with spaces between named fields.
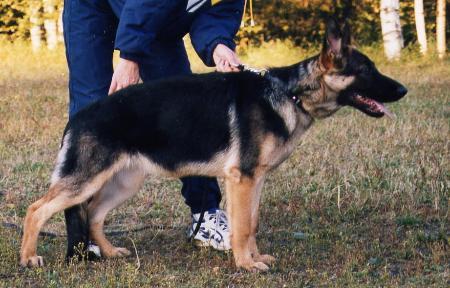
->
xmin=379 ymin=103 xmax=396 ymax=119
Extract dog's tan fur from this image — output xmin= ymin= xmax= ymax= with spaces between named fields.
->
xmin=20 ymin=155 xmax=134 ymax=266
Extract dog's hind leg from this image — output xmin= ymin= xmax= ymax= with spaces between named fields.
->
xmin=20 ymin=167 xmax=118 ymax=267
xmin=88 ymin=167 xmax=146 ymax=258
xmin=225 ymin=171 xmax=269 ymax=272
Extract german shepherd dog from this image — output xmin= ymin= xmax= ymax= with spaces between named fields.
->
xmin=20 ymin=19 xmax=407 ymax=271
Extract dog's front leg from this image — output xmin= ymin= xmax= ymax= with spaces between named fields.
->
xmin=248 ymin=176 xmax=275 ymax=266
xmin=225 ymin=170 xmax=269 ymax=272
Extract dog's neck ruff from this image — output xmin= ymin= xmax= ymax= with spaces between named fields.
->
xmin=238 ymin=64 xmax=303 ymax=109
xmin=268 ymin=56 xmax=324 ymax=111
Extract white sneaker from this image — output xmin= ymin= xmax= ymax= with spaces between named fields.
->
xmin=87 ymin=241 xmax=101 ymax=258
xmin=187 ymin=209 xmax=231 ymax=251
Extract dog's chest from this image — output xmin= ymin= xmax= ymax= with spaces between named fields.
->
xmin=259 ymin=114 xmax=310 ymax=170
xmin=266 ymin=140 xmax=296 ymax=170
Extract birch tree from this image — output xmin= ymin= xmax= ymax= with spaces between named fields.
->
xmin=43 ymin=0 xmax=57 ymax=49
xmin=436 ymin=0 xmax=446 ymax=59
xmin=57 ymin=4 xmax=64 ymax=43
xmin=29 ymin=0 xmax=42 ymax=51
xmin=380 ymin=0 xmax=404 ymax=60
xmin=414 ymin=0 xmax=427 ymax=55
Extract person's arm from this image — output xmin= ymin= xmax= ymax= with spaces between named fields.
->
xmin=109 ymin=0 xmax=183 ymax=94
xmin=189 ymin=0 xmax=245 ymax=71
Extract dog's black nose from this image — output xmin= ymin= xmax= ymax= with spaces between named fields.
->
xmin=397 ymin=86 xmax=407 ymax=97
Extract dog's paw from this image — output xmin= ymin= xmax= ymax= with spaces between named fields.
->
xmin=114 ymin=247 xmax=131 ymax=257
xmin=20 ymin=255 xmax=44 ymax=268
xmin=252 ymin=261 xmax=270 ymax=272
xmin=237 ymin=260 xmax=270 ymax=272
xmin=105 ymin=247 xmax=131 ymax=258
xmin=253 ymin=254 xmax=276 ymax=265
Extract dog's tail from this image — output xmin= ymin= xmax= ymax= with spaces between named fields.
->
xmin=61 ymin=123 xmax=92 ymax=261
xmin=64 ymin=202 xmax=91 ymax=260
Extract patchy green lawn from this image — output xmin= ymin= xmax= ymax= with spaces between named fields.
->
xmin=0 ymin=42 xmax=448 ymax=287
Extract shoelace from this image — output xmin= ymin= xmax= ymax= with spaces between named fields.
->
xmin=192 ymin=210 xmax=229 ymax=235
xmin=215 ymin=210 xmax=229 ymax=233
xmin=192 ymin=211 xmax=228 ymax=234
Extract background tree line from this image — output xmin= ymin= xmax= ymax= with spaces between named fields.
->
xmin=0 ymin=0 xmax=447 ymax=58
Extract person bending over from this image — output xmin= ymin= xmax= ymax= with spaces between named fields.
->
xmin=63 ymin=0 xmax=244 ymax=257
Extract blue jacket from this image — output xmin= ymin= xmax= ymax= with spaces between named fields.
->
xmin=115 ymin=0 xmax=244 ymax=67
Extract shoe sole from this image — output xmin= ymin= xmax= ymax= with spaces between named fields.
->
xmin=192 ymin=239 xmax=230 ymax=251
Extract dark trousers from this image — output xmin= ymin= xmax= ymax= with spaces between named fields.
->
xmin=63 ymin=0 xmax=221 ymax=213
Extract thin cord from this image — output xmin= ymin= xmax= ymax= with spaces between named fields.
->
xmin=2 ymin=221 xmax=182 ymax=238
xmin=250 ymin=0 xmax=255 ymax=26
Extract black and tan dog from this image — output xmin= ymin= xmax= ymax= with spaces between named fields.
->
xmin=20 ymin=19 xmax=407 ymax=271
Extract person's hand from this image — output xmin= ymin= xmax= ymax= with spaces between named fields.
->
xmin=108 ymin=58 xmax=140 ymax=95
xmin=213 ymin=44 xmax=241 ymax=72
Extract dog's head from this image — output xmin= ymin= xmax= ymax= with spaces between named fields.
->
xmin=301 ymin=18 xmax=407 ymax=118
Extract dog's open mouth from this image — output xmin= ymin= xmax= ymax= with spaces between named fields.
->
xmin=350 ymin=94 xmax=395 ymax=119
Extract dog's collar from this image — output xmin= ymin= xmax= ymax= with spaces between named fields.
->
xmin=291 ymin=95 xmax=302 ymax=107
xmin=238 ymin=64 xmax=302 ymax=108
xmin=288 ymin=86 xmax=304 ymax=108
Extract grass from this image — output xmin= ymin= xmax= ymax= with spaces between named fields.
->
xmin=0 ymin=40 xmax=449 ymax=287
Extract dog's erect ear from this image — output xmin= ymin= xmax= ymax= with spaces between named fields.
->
xmin=324 ymin=17 xmax=343 ymax=55
xmin=321 ymin=18 xmax=351 ymax=69
xmin=342 ymin=22 xmax=351 ymax=48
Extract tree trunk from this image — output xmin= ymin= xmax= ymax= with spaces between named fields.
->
xmin=57 ymin=4 xmax=64 ymax=43
xmin=43 ymin=0 xmax=57 ymax=50
xmin=380 ymin=0 xmax=404 ymax=60
xmin=436 ymin=0 xmax=446 ymax=59
xmin=414 ymin=0 xmax=427 ymax=55
xmin=29 ymin=0 xmax=42 ymax=52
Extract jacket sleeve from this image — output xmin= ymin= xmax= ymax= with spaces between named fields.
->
xmin=189 ymin=0 xmax=244 ymax=67
xmin=114 ymin=0 xmax=183 ymax=62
